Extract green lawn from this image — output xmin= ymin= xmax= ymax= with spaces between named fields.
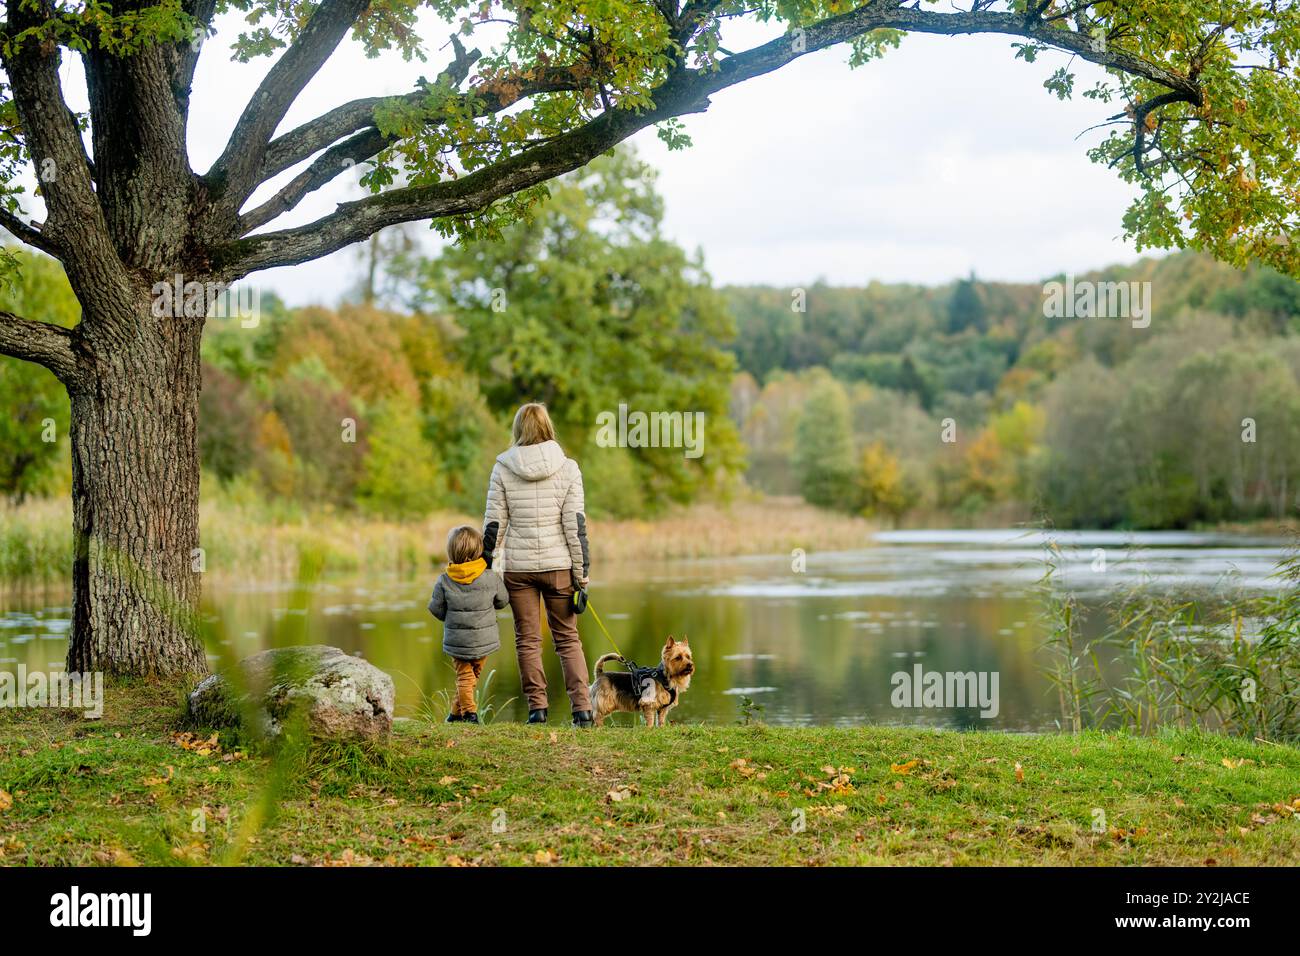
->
xmin=2 ymin=680 xmax=1299 ymax=866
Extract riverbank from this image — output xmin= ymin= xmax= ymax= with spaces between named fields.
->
xmin=1 ymin=493 xmax=882 ymax=587
xmin=2 ymin=681 xmax=1298 ymax=866
xmin=6 ymin=490 xmax=1292 ymax=592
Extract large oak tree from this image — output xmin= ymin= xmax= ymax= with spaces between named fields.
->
xmin=0 ymin=0 xmax=1296 ymax=676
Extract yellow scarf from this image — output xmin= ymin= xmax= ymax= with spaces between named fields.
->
xmin=446 ymin=557 xmax=487 ymax=584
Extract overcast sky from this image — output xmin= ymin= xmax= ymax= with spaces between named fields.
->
xmin=105 ymin=12 xmax=1150 ymax=305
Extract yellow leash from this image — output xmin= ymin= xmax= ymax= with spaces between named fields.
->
xmin=584 ymin=599 xmax=625 ymax=660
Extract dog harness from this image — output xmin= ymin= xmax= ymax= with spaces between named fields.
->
xmin=621 ymin=658 xmax=678 ymax=707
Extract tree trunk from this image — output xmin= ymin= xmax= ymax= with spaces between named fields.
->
xmin=66 ymin=300 xmax=208 ymax=677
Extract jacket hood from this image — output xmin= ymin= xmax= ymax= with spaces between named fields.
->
xmin=446 ymin=557 xmax=487 ymax=585
xmin=497 ymin=440 xmax=567 ymax=481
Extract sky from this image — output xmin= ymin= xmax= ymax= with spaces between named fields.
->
xmin=62 ymin=11 xmax=1151 ymax=306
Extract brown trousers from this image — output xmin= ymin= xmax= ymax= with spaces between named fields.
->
xmin=505 ymin=569 xmax=591 ymax=712
xmin=452 ymin=658 xmax=484 ymax=716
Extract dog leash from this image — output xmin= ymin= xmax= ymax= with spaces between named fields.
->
xmin=582 ymin=595 xmax=671 ymax=703
xmin=581 ymin=594 xmax=626 ymax=660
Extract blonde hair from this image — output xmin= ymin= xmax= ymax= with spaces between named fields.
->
xmin=446 ymin=525 xmax=483 ymax=564
xmin=512 ymin=402 xmax=557 ymax=446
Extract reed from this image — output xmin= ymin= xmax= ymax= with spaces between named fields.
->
xmin=1 ymin=490 xmax=881 ymax=587
xmin=1039 ymin=541 xmax=1300 ymax=742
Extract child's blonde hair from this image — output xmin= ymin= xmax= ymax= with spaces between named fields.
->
xmin=512 ymin=402 xmax=557 ymax=446
xmin=446 ymin=525 xmax=483 ymax=564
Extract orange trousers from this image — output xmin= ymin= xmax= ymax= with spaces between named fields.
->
xmin=452 ymin=657 xmax=485 ymax=715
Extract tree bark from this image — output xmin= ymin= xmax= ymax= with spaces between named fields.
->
xmin=65 ymin=295 xmax=208 ymax=677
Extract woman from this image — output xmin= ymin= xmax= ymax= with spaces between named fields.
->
xmin=483 ymin=403 xmax=593 ymax=727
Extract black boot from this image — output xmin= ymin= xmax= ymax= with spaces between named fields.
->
xmin=527 ymin=708 xmax=548 ymax=724
xmin=461 ymin=712 xmax=479 ymax=724
xmin=445 ymin=712 xmax=462 ymax=724
xmin=572 ymin=710 xmax=594 ymax=728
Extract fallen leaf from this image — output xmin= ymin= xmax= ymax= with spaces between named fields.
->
xmin=1014 ymin=762 xmax=1025 ymax=783
xmin=890 ymin=760 xmax=920 ymax=775
xmin=0 ymin=789 xmax=11 ymax=812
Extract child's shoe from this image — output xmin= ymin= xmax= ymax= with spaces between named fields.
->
xmin=445 ymin=713 xmax=462 ymax=723
xmin=461 ymin=712 xmax=480 ymax=724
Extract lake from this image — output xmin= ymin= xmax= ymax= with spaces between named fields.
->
xmin=1 ymin=529 xmax=1290 ymax=730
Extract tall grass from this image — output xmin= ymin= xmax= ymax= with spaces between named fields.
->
xmin=0 ymin=498 xmax=70 ymax=586
xmin=1040 ymin=541 xmax=1300 ymax=742
xmin=1036 ymin=540 xmax=1095 ymax=733
xmin=419 ymin=666 xmax=516 ymax=725
xmin=2 ymin=488 xmax=882 ymax=587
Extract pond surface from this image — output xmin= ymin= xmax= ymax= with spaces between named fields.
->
xmin=1 ymin=529 xmax=1290 ymax=730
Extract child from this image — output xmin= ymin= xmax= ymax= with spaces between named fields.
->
xmin=428 ymin=525 xmax=509 ymax=724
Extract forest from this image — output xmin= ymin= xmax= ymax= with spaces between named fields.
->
xmin=732 ymin=250 xmax=1300 ymax=527
xmin=3 ymin=149 xmax=1299 ymax=531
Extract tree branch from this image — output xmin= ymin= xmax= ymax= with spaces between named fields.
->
xmin=0 ymin=2 xmax=133 ymax=319
xmin=203 ymin=0 xmax=372 ymax=227
xmin=0 ymin=209 xmax=63 ymax=259
xmin=255 ymin=35 xmax=481 ymax=186
xmin=0 ymin=310 xmax=79 ymax=382
xmin=216 ymin=0 xmax=1203 ymax=278
xmin=0 ymin=2 xmax=117 ymax=271
xmin=176 ymin=0 xmax=220 ymax=95
xmin=239 ymin=63 xmax=585 ymax=234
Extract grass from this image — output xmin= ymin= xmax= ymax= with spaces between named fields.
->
xmin=3 ymin=680 xmax=1300 ymax=866
xmin=1 ymin=491 xmax=879 ymax=587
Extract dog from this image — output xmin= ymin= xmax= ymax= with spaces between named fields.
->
xmin=590 ymin=635 xmax=694 ymax=727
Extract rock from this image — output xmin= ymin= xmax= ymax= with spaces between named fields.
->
xmin=188 ymin=645 xmax=394 ymax=741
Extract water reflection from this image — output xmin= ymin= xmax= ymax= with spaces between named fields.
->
xmin=1 ymin=530 xmax=1289 ymax=730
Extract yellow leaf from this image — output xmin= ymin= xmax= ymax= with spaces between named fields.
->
xmin=0 ymin=789 xmax=11 ymax=812
xmin=890 ymin=760 xmax=919 ymax=775
xmin=1014 ymin=762 xmax=1025 ymax=783
xmin=439 ymin=776 xmax=459 ymax=786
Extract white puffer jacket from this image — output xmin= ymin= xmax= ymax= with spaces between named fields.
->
xmin=483 ymin=440 xmax=589 ymax=576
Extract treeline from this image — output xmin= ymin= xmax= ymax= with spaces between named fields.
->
xmin=5 ymin=145 xmax=1300 ymax=530
xmin=728 ymin=252 xmax=1300 ymax=527
xmin=0 ymin=150 xmax=742 ymax=520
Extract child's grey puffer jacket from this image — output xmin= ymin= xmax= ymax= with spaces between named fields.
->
xmin=428 ymin=568 xmax=508 ymax=660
